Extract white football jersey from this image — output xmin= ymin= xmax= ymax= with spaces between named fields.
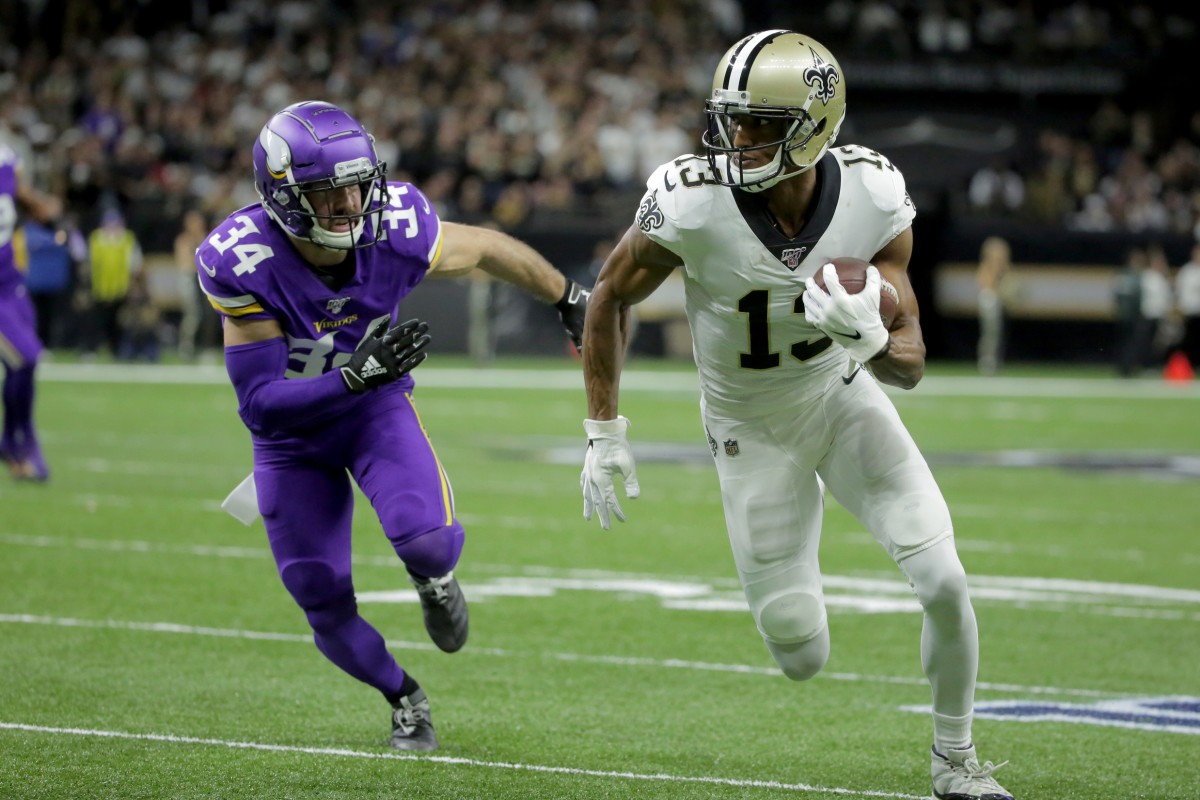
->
xmin=636 ymin=145 xmax=915 ymax=413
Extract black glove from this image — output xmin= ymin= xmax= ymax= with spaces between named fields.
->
xmin=340 ymin=319 xmax=431 ymax=393
xmin=555 ymin=279 xmax=591 ymax=350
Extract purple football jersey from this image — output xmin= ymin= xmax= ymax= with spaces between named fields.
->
xmin=0 ymin=145 xmax=23 ymax=293
xmin=197 ymin=181 xmax=441 ymax=391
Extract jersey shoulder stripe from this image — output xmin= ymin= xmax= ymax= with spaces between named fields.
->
xmin=427 ymin=217 xmax=443 ymax=267
xmin=202 ymin=282 xmax=265 ymax=316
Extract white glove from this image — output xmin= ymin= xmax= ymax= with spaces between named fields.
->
xmin=581 ymin=416 xmax=640 ymax=529
xmin=802 ymin=263 xmax=890 ymax=364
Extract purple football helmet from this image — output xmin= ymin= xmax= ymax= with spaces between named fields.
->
xmin=252 ymin=101 xmax=389 ymax=250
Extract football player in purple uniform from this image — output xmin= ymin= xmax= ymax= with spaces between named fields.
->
xmin=0 ymin=143 xmax=62 ymax=482
xmin=198 ymin=101 xmax=589 ymax=751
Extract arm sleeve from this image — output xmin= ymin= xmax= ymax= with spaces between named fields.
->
xmin=224 ymin=338 xmax=352 ymax=436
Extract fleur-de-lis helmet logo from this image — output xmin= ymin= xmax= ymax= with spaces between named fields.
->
xmin=803 ymin=51 xmax=840 ymax=105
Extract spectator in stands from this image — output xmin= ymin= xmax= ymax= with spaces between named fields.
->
xmin=967 ymin=159 xmax=1024 ymax=216
xmin=117 ymin=270 xmax=161 ymax=362
xmin=1069 ymin=193 xmax=1114 ymax=232
xmin=18 ymin=213 xmax=87 ymax=350
xmin=174 ymin=209 xmax=210 ymax=361
xmin=976 ymin=236 xmax=1012 ymax=375
xmin=1176 ymin=242 xmax=1200 ymax=368
xmin=1114 ymin=246 xmax=1145 ymax=377
xmin=1135 ymin=244 xmax=1174 ymax=371
xmin=84 ymin=209 xmax=143 ymax=359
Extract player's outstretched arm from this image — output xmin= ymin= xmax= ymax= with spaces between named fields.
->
xmin=430 ymin=222 xmax=589 ymax=347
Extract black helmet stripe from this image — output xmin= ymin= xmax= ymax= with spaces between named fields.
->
xmin=721 ymin=29 xmax=789 ymax=92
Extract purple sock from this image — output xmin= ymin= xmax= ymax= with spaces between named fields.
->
xmin=278 ymin=558 xmax=406 ymax=699
xmin=311 ymin=612 xmax=407 ymax=698
xmin=2 ymin=365 xmax=35 ymax=455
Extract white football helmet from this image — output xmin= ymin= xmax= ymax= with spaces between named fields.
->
xmin=702 ymin=30 xmax=847 ymax=192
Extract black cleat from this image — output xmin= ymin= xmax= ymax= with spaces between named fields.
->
xmin=410 ymin=572 xmax=469 ymax=653
xmin=390 ymin=688 xmax=438 ymax=751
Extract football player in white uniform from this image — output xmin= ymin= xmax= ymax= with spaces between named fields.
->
xmin=579 ymin=30 xmax=1013 ymax=800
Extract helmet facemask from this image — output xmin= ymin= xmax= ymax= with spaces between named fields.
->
xmin=703 ymin=90 xmax=831 ymax=193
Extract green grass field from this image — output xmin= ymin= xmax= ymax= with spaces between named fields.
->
xmin=2 ymin=357 xmax=1198 ymax=799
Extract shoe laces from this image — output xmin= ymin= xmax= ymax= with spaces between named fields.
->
xmin=412 ymin=573 xmax=453 ymax=604
xmin=393 ymin=696 xmax=430 ymax=733
xmin=958 ymin=755 xmax=1009 ymax=786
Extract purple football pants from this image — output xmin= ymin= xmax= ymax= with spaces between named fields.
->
xmin=253 ymin=385 xmax=464 ymax=698
xmin=1 ymin=285 xmax=43 ymax=460
xmin=0 ymin=285 xmax=43 ymax=368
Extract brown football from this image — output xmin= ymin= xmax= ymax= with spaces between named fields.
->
xmin=811 ymin=256 xmax=899 ymax=328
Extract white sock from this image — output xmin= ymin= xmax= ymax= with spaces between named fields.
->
xmin=933 ymin=711 xmax=973 ymax=753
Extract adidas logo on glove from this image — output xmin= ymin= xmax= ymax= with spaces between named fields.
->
xmin=360 ymin=356 xmax=388 ymax=379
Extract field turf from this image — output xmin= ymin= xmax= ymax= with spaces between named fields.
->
xmin=1 ymin=357 xmax=1197 ymax=799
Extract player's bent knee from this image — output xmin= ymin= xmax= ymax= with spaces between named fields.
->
xmin=393 ymin=523 xmax=464 ymax=578
xmin=918 ymin=567 xmax=968 ymax=612
xmin=279 ymin=559 xmax=356 ymax=629
xmin=905 ymin=546 xmax=969 ymax=613
xmin=765 ymin=627 xmax=830 ymax=681
xmin=757 ymin=590 xmax=825 ymax=646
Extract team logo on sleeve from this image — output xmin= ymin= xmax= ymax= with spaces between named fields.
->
xmin=326 ymin=297 xmax=351 ymax=314
xmin=636 ymin=189 xmax=665 ymax=232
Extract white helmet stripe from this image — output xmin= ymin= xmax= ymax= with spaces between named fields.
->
xmin=722 ymin=29 xmax=788 ymax=92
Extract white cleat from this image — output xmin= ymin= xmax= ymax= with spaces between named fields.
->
xmin=931 ymin=744 xmax=1013 ymax=800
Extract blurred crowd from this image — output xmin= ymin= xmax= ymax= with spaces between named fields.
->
xmin=967 ymin=102 xmax=1200 ymax=239
xmin=1 ymin=0 xmax=1198 ymax=364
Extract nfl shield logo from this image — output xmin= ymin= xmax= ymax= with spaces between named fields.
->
xmin=326 ymin=296 xmax=351 ymax=314
xmin=724 ymin=439 xmax=740 ymax=457
xmin=780 ymin=247 xmax=806 ymax=271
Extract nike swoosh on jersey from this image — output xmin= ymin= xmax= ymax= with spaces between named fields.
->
xmin=829 ymin=328 xmax=862 ymax=340
xmin=198 ymin=255 xmax=216 ymax=277
xmin=842 ymin=366 xmax=862 ymax=385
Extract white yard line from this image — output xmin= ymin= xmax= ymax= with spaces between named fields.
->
xmin=37 ymin=363 xmax=1200 ymax=398
xmin=0 ymin=721 xmax=925 ymax=798
xmin=0 ymin=613 xmax=1138 ymax=699
xmin=5 ymin=531 xmax=1197 ymax=597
